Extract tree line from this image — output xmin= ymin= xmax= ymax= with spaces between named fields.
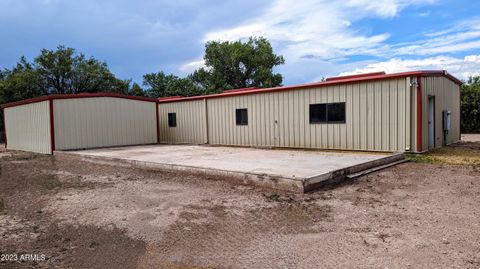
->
xmin=0 ymin=37 xmax=285 ymax=141
xmin=461 ymin=76 xmax=480 ymax=133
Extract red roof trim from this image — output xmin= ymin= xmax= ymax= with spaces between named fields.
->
xmin=1 ymin=93 xmax=158 ymax=109
xmin=158 ymin=96 xmax=183 ymax=101
xmin=223 ymin=87 xmax=257 ymax=93
xmin=325 ymin=72 xmax=386 ymax=81
xmin=158 ymin=70 xmax=463 ymax=103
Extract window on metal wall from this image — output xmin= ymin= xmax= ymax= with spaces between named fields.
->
xmin=168 ymin=113 xmax=177 ymax=127
xmin=235 ymin=108 xmax=248 ymax=125
xmin=309 ymin=102 xmax=346 ymax=124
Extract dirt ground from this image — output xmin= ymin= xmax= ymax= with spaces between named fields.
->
xmin=1 ymin=137 xmax=479 ymax=269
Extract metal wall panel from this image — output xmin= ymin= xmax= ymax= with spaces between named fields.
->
xmin=207 ymin=77 xmax=409 ymax=152
xmin=420 ymin=76 xmax=461 ymax=150
xmin=54 ymin=97 xmax=157 ymax=150
xmin=4 ymin=101 xmax=51 ymax=154
xmin=158 ymin=100 xmax=206 ymax=144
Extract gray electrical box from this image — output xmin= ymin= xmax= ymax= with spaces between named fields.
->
xmin=443 ymin=110 xmax=451 ymax=131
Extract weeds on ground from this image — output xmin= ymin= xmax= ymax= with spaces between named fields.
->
xmin=0 ymin=198 xmax=4 ymax=213
xmin=37 ymin=174 xmax=61 ymax=190
xmin=407 ymin=145 xmax=480 ymax=166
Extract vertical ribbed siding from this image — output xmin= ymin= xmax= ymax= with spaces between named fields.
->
xmin=4 ymin=101 xmax=51 ymax=154
xmin=207 ymin=77 xmax=409 ymax=152
xmin=158 ymin=100 xmax=206 ymax=144
xmin=420 ymin=76 xmax=461 ymax=150
xmin=53 ymin=97 xmax=157 ymax=150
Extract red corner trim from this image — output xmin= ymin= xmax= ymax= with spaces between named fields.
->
xmin=49 ymin=99 xmax=56 ymax=154
xmin=155 ymin=104 xmax=160 ymax=143
xmin=416 ymin=77 xmax=423 ymax=152
xmin=2 ymin=108 xmax=7 ymax=148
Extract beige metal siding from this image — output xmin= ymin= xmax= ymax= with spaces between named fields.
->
xmin=4 ymin=101 xmax=51 ymax=154
xmin=54 ymin=97 xmax=157 ymax=150
xmin=207 ymin=77 xmax=409 ymax=152
xmin=158 ymin=100 xmax=206 ymax=144
xmin=420 ymin=76 xmax=461 ymax=150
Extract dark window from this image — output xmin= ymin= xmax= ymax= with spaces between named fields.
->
xmin=309 ymin=104 xmax=327 ymax=123
xmin=168 ymin=113 xmax=177 ymax=127
xmin=327 ymin=102 xmax=346 ymax=123
xmin=236 ymin=108 xmax=248 ymax=125
xmin=309 ymin=102 xmax=346 ymax=124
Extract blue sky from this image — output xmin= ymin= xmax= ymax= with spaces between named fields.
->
xmin=0 ymin=0 xmax=479 ymax=86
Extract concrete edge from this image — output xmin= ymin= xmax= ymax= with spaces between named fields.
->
xmin=54 ymin=151 xmax=305 ymax=193
xmin=302 ymin=153 xmax=406 ymax=192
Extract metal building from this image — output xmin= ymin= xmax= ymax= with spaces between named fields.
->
xmin=1 ymin=70 xmax=461 ymax=154
xmin=158 ymin=70 xmax=462 ymax=153
xmin=2 ymin=93 xmax=159 ymax=154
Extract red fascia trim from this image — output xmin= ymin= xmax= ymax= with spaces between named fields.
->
xmin=155 ymin=104 xmax=160 ymax=143
xmin=223 ymin=87 xmax=257 ymax=93
xmin=416 ymin=77 xmax=423 ymax=152
xmin=49 ymin=99 xmax=56 ymax=154
xmin=158 ymin=70 xmax=463 ymax=104
xmin=325 ymin=72 xmax=386 ymax=81
xmin=2 ymin=108 xmax=7 ymax=148
xmin=1 ymin=93 xmax=158 ymax=109
xmin=158 ymin=96 xmax=183 ymax=101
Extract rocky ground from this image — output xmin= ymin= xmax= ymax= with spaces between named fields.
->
xmin=0 ymin=136 xmax=479 ymax=268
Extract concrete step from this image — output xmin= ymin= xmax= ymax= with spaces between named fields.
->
xmin=346 ymin=159 xmax=409 ymax=179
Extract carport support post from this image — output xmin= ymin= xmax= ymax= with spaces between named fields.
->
xmin=49 ymin=98 xmax=56 ymax=154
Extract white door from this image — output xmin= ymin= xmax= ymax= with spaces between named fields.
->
xmin=428 ymin=97 xmax=435 ymax=149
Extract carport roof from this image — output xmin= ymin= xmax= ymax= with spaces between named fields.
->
xmin=158 ymin=70 xmax=463 ymax=103
xmin=1 ymin=93 xmax=158 ymax=109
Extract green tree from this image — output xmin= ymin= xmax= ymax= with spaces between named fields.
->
xmin=0 ymin=57 xmax=44 ymax=101
xmin=461 ymin=76 xmax=480 ymax=133
xmin=129 ymin=82 xmax=145 ymax=96
xmin=35 ymin=45 xmax=130 ymax=94
xmin=143 ymin=71 xmax=203 ymax=98
xmin=0 ymin=45 xmax=137 ymax=142
xmin=143 ymin=37 xmax=285 ymax=98
xmin=198 ymin=37 xmax=285 ymax=91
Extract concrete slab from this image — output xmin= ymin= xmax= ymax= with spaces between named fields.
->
xmin=56 ymin=145 xmax=404 ymax=192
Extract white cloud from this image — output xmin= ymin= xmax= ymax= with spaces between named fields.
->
xmin=339 ymin=55 xmax=480 ymax=81
xmin=200 ymin=0 xmax=438 ymax=62
xmin=179 ymin=59 xmax=205 ymax=73
xmin=179 ymin=0 xmax=480 ymax=83
xmin=202 ymin=0 xmax=425 ymax=62
xmin=390 ymin=18 xmax=480 ymax=56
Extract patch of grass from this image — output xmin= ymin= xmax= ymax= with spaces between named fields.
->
xmin=37 ymin=174 xmax=61 ymax=190
xmin=406 ymin=154 xmax=439 ymax=164
xmin=407 ymin=146 xmax=480 ymax=166
xmin=0 ymin=198 xmax=4 ymax=213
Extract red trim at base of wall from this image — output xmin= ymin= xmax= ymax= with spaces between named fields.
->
xmin=49 ymin=99 xmax=56 ymax=154
xmin=416 ymin=77 xmax=423 ymax=152
xmin=155 ymin=104 xmax=160 ymax=143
